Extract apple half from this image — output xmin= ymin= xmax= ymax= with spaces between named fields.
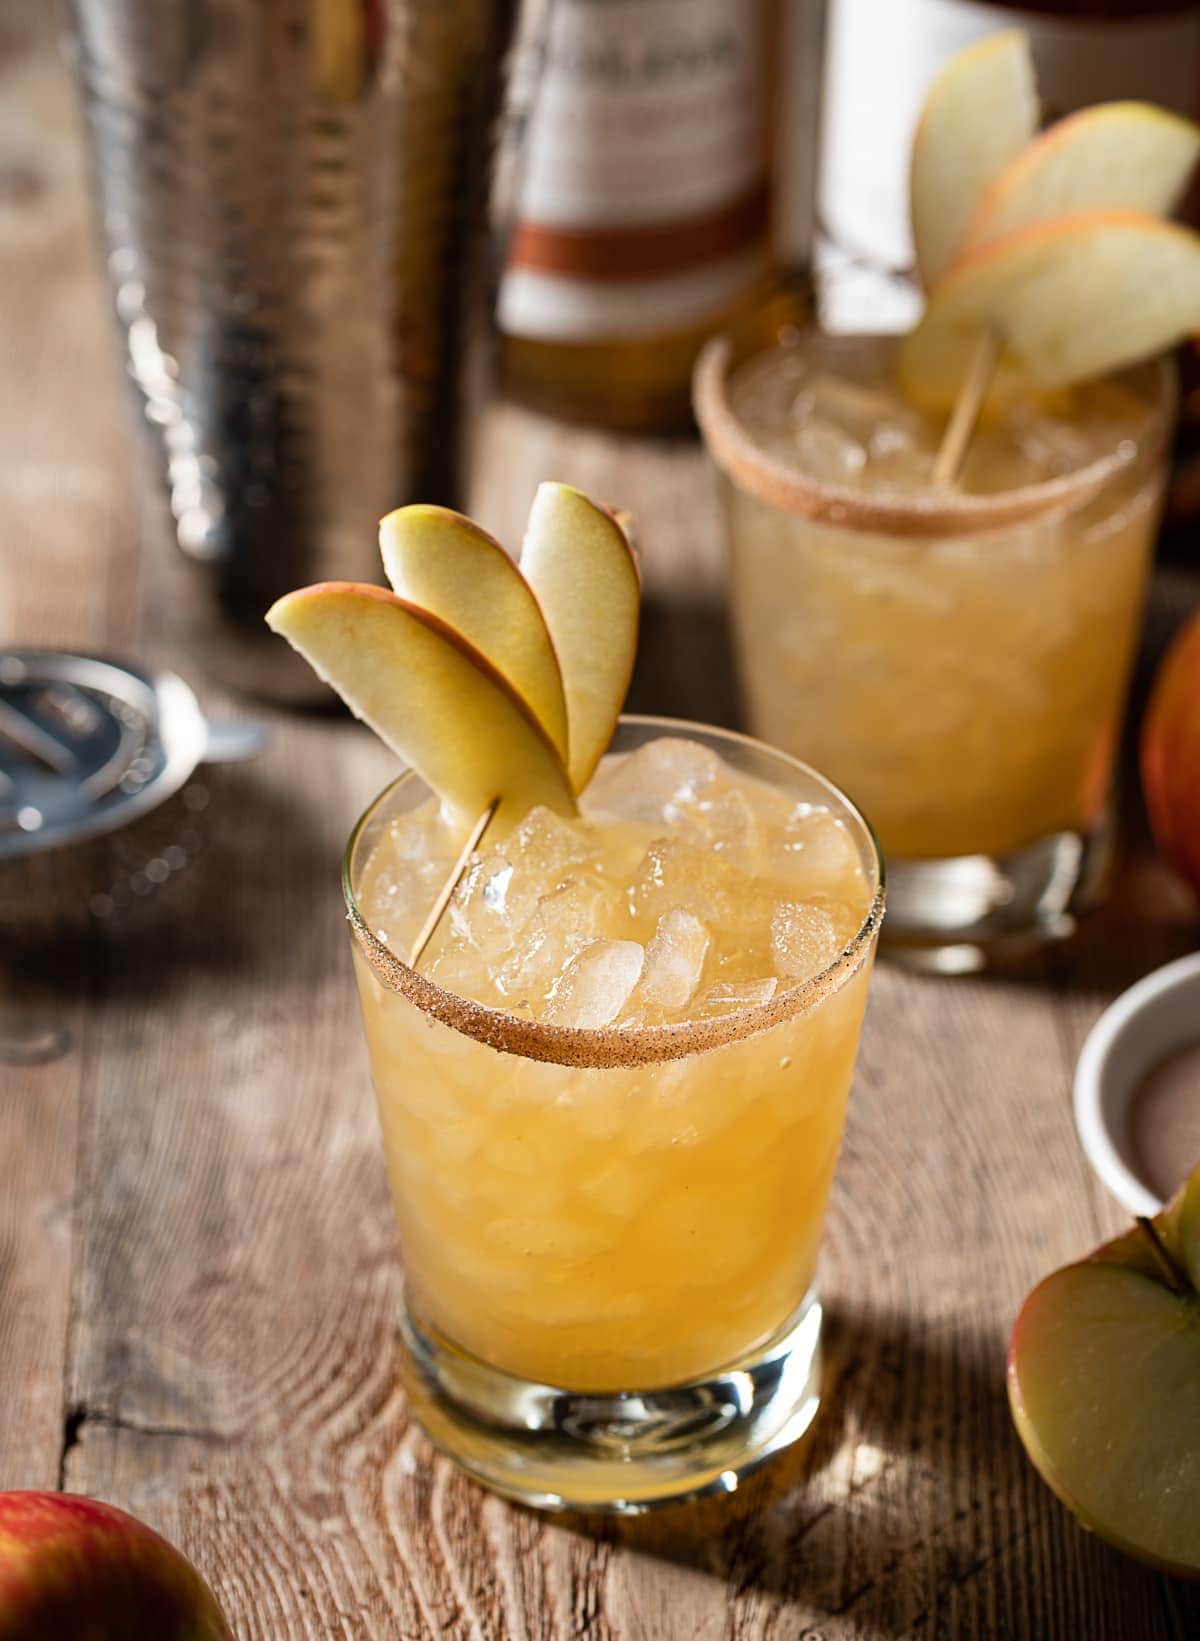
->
xmin=910 ymin=30 xmax=1038 ymax=288
xmin=899 ymin=210 xmax=1200 ymax=409
xmin=266 ymin=583 xmax=576 ymax=829
xmin=520 ymin=482 xmax=640 ymax=794
xmin=1008 ymin=1166 xmax=1200 ymax=1576
xmin=960 ymin=101 xmax=1200 ymax=258
xmin=378 ymin=505 xmax=570 ymax=764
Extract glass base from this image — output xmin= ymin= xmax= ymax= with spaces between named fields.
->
xmin=397 ymin=1290 xmax=823 ymax=1514
xmin=880 ymin=818 xmax=1113 ymax=974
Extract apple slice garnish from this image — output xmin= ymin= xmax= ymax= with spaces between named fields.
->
xmin=910 ymin=30 xmax=1038 ymax=288
xmin=899 ymin=209 xmax=1200 ymax=410
xmin=378 ymin=505 xmax=570 ymax=764
xmin=1008 ymin=1165 xmax=1200 ymax=1576
xmin=960 ymin=102 xmax=1200 ymax=258
xmin=266 ymin=583 xmax=576 ymax=829
xmin=520 ymin=482 xmax=640 ymax=794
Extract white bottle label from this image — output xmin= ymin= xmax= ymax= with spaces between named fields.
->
xmin=819 ymin=0 xmax=1200 ymax=331
xmin=499 ymin=0 xmax=773 ymax=342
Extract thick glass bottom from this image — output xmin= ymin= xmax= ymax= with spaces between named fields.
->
xmin=880 ymin=817 xmax=1113 ymax=973
xmin=397 ymin=1289 xmax=823 ymax=1514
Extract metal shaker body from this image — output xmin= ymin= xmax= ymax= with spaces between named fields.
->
xmin=67 ymin=0 xmax=519 ymax=699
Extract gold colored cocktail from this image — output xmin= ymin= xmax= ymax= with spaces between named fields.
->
xmin=697 ymin=330 xmax=1173 ymax=965
xmin=346 ymin=719 xmax=883 ymax=1508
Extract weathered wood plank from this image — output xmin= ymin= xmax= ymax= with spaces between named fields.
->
xmin=0 ymin=0 xmax=130 ymax=1494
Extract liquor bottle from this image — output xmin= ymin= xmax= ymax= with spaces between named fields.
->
xmin=497 ymin=0 xmax=825 ymax=432
xmin=819 ymin=0 xmax=1200 ymax=329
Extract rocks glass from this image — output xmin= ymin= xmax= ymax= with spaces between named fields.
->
xmin=696 ymin=328 xmax=1175 ymax=970
xmin=344 ymin=718 xmax=883 ymax=1510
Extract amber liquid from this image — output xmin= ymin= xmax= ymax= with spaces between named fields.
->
xmin=502 ymin=272 xmax=810 ymax=432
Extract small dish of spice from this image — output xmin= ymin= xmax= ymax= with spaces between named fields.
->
xmin=1074 ymin=951 xmax=1200 ymax=1215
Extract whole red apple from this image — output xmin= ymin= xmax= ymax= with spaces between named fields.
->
xmin=1142 ymin=608 xmax=1200 ymax=899
xmin=0 ymin=1492 xmax=231 ymax=1640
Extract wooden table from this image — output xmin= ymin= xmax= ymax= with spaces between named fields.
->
xmin=4 ymin=6 xmax=1200 ymax=1635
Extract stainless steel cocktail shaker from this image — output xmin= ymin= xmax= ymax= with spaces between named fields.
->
xmin=67 ymin=0 xmax=521 ymax=700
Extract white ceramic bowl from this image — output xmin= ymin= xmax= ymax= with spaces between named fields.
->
xmin=1073 ymin=950 xmax=1200 ymax=1216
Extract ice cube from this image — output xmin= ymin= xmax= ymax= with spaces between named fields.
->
xmin=508 ymin=805 xmax=594 ymax=878
xmin=693 ymin=977 xmax=778 ymax=1018
xmin=584 ymin=738 xmax=720 ymax=824
xmin=359 ymin=853 xmax=454 ymax=952
xmin=633 ymin=838 xmax=776 ymax=931
xmin=689 ymin=787 xmax=765 ymax=870
xmin=495 ymin=874 xmax=621 ymax=1006
xmin=354 ymin=799 xmax=456 ymax=950
xmin=638 ymin=908 xmax=711 ymax=1011
xmin=809 ymin=371 xmax=906 ymax=432
xmin=794 ymin=421 xmax=867 ymax=481
xmin=776 ymin=805 xmax=862 ymax=891
xmin=771 ymin=900 xmax=840 ymax=981
xmin=545 ymin=939 xmax=645 ymax=1028
xmin=447 ymin=852 xmax=538 ymax=959
xmin=382 ymin=798 xmax=448 ymax=858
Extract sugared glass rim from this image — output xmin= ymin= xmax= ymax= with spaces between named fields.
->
xmin=693 ymin=329 xmax=1176 ymax=541
xmin=342 ymin=715 xmax=885 ymax=1070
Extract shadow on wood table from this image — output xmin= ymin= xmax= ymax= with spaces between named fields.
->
xmin=548 ymin=1303 xmax=1200 ymax=1637
xmin=4 ymin=761 xmax=338 ymax=999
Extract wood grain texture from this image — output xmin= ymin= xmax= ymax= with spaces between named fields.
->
xmin=3 ymin=2 xmax=1200 ymax=1635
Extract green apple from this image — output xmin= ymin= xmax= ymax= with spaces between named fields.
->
xmin=1008 ymin=1163 xmax=1200 ymax=1576
xmin=520 ymin=482 xmax=640 ymax=793
xmin=378 ymin=504 xmax=569 ymax=763
xmin=0 ymin=1491 xmax=231 ymax=1639
xmin=266 ymin=582 xmax=576 ymax=830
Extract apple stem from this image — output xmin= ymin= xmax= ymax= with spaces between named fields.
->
xmin=931 ymin=328 xmax=1000 ymax=488
xmin=1134 ymin=1215 xmax=1193 ymax=1296
xmin=408 ymin=798 xmax=499 ymax=971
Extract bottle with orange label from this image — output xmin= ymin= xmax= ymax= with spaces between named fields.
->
xmin=497 ymin=0 xmax=824 ymax=431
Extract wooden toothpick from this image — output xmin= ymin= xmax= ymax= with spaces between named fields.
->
xmin=407 ymin=798 xmax=499 ymax=971
xmin=931 ymin=329 xmax=1000 ymax=489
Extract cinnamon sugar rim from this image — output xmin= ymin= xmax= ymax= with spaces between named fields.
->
xmin=694 ymin=335 xmax=1175 ymax=541
xmin=342 ymin=716 xmax=885 ymax=1070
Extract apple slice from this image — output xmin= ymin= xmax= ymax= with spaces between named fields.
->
xmin=520 ymin=482 xmax=640 ymax=794
xmin=960 ymin=102 xmax=1200 ymax=258
xmin=899 ymin=210 xmax=1200 ymax=410
xmin=910 ymin=30 xmax=1038 ymax=288
xmin=1008 ymin=1164 xmax=1200 ymax=1576
xmin=378 ymin=505 xmax=569 ymax=763
xmin=266 ymin=583 xmax=576 ymax=829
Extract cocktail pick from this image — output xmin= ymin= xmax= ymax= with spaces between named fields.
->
xmin=930 ymin=328 xmax=1000 ymax=488
xmin=407 ymin=797 xmax=499 ymax=970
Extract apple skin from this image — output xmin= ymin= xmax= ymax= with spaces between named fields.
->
xmin=1142 ymin=608 xmax=1200 ymax=901
xmin=1007 ymin=1172 xmax=1200 ymax=1579
xmin=0 ymin=1492 xmax=231 ymax=1640
xmin=900 ymin=208 xmax=1200 ymax=409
